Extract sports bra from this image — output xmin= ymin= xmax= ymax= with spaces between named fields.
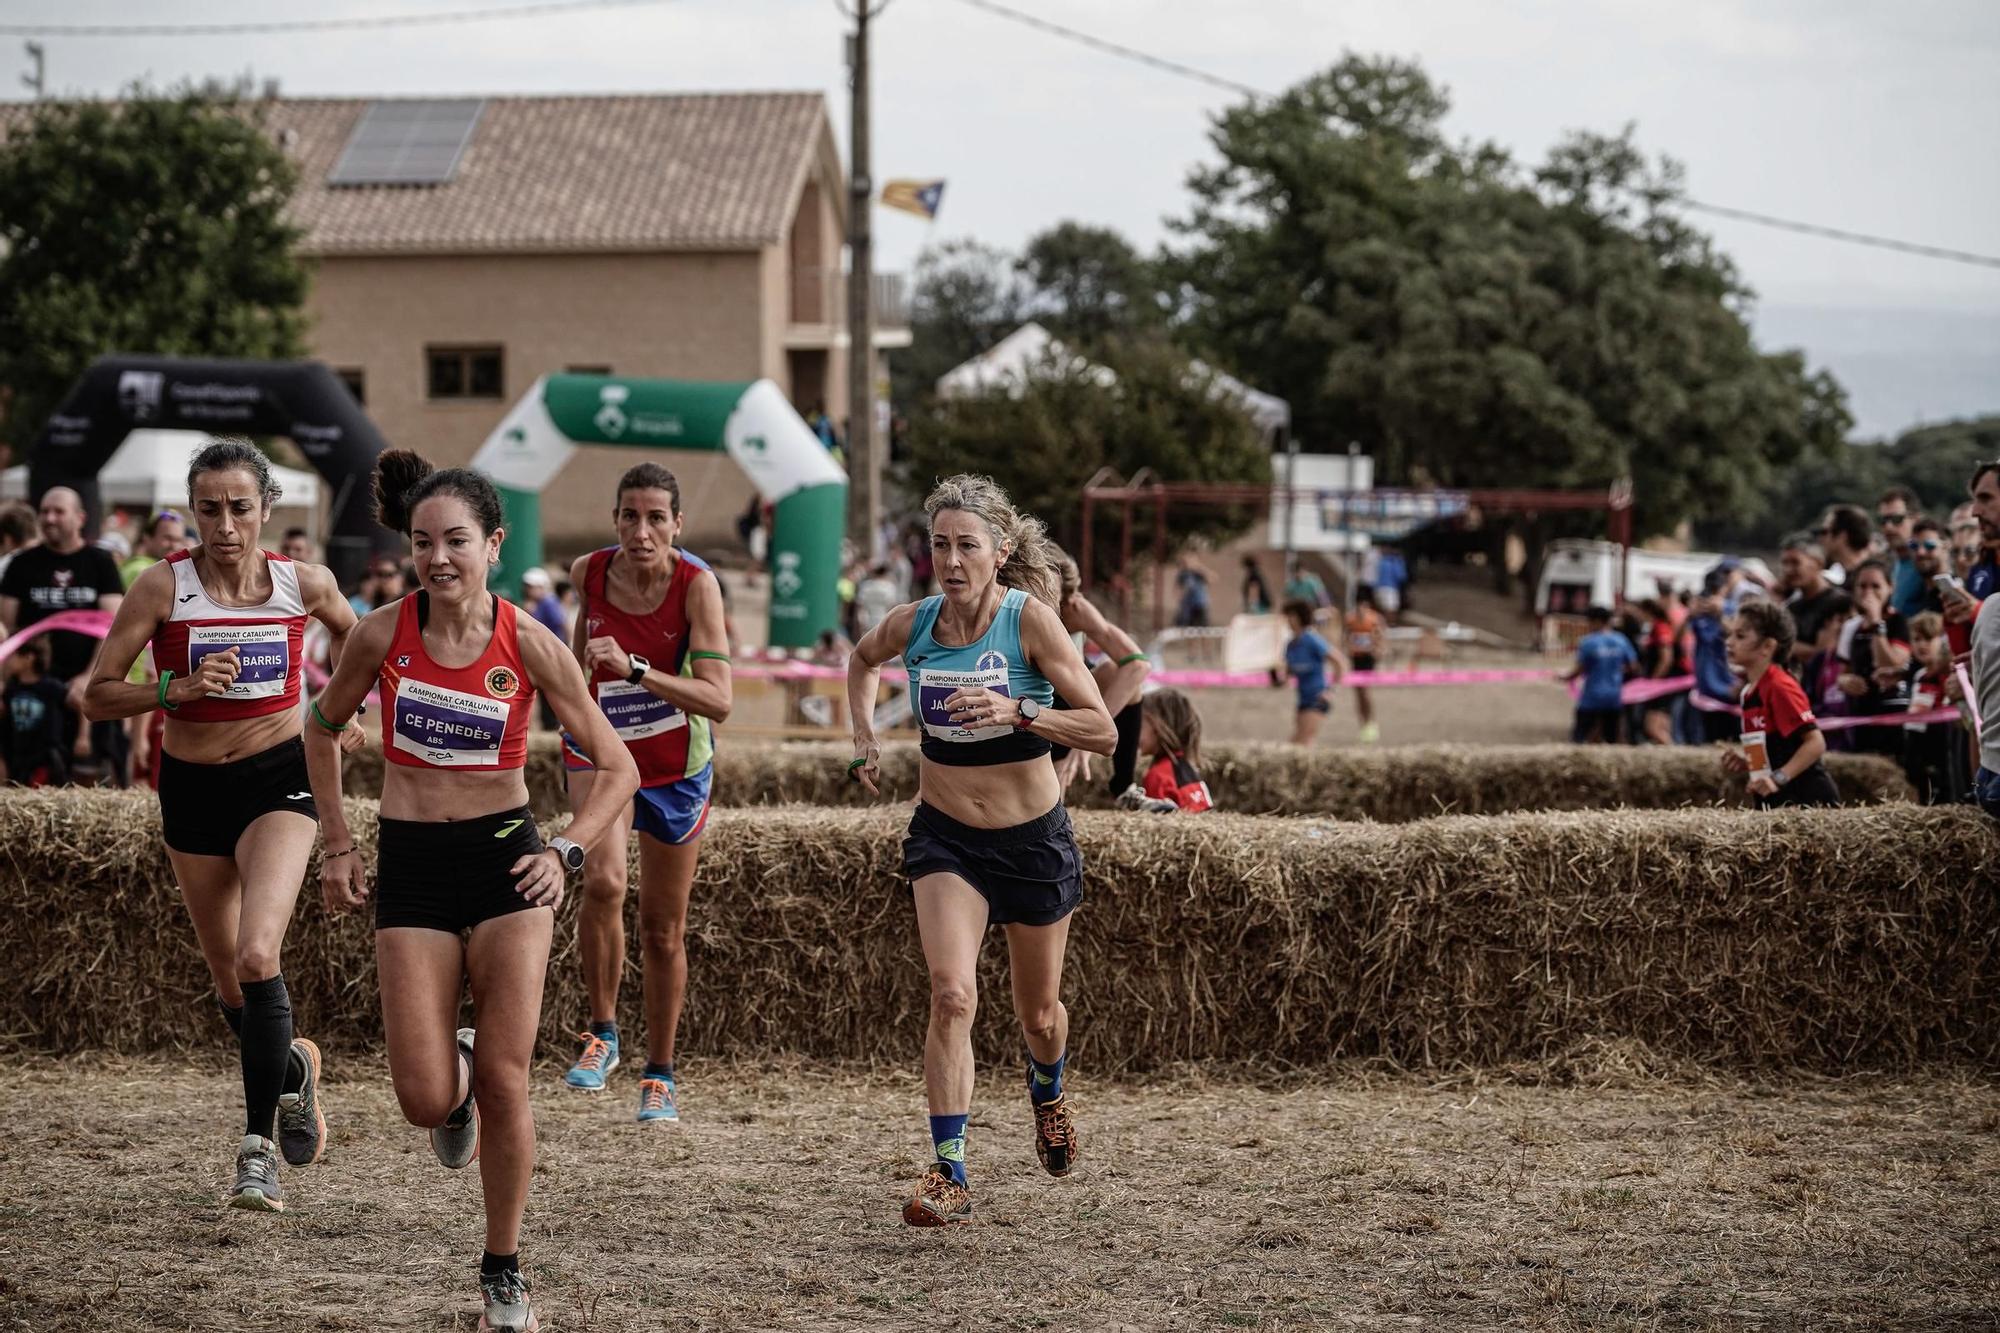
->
xmin=905 ymin=588 xmax=1055 ymax=767
xmin=150 ymin=549 xmax=307 ymax=724
xmin=379 ymin=593 xmax=535 ymax=771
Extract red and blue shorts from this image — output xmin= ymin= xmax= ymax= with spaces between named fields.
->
xmin=564 ymin=734 xmax=713 ymax=845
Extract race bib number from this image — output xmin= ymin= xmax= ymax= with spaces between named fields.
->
xmin=917 ymin=664 xmax=1011 ymax=743
xmin=1741 ymin=729 xmax=1771 ymax=783
xmin=393 ymin=679 xmax=508 ymax=767
xmin=189 ymin=623 xmax=290 ymax=701
xmin=597 ymin=679 xmax=684 ymax=741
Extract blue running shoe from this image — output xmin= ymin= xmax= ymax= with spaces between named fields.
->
xmin=564 ymin=1030 xmax=619 ymax=1091
xmin=636 ymin=1075 xmax=679 ymax=1124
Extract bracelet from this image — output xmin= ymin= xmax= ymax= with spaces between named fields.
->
xmin=847 ymin=756 xmax=868 ymax=772
xmin=1115 ymin=652 xmax=1148 ymax=666
xmin=691 ymin=650 xmax=731 ymax=663
xmin=310 ymin=699 xmax=348 ymax=733
xmin=158 ymin=670 xmax=178 ymax=712
xmin=322 ymin=847 xmax=354 ymax=860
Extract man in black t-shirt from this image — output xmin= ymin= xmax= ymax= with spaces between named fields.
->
xmin=1779 ymin=533 xmax=1842 ymax=673
xmin=0 ymin=488 xmax=126 ymax=782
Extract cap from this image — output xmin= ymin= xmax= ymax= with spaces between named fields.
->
xmin=520 ymin=567 xmax=552 ymax=588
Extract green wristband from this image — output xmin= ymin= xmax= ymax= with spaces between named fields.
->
xmin=691 ymin=650 xmax=731 ymax=663
xmin=1116 ymin=652 xmax=1148 ymax=666
xmin=158 ymin=670 xmax=178 ymax=712
xmin=311 ymin=699 xmax=348 ymax=734
xmin=847 ymin=756 xmax=868 ymax=772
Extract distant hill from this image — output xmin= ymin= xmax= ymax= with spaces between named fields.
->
xmin=1753 ymin=303 xmax=2000 ymax=441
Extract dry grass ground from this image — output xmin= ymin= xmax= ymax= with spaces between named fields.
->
xmin=2 ymin=1056 xmax=1995 ymax=1331
xmin=1184 ymin=675 xmax=1574 ymax=748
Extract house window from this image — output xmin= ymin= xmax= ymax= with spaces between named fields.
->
xmin=335 ymin=368 xmax=366 ymax=405
xmin=566 ymin=364 xmax=612 ymax=377
xmin=426 ymin=345 xmax=504 ymax=400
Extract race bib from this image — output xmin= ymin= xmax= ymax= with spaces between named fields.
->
xmin=189 ymin=623 xmax=290 ymax=701
xmin=917 ymin=660 xmax=1011 ymax=743
xmin=393 ymin=678 xmax=508 ymax=767
xmin=1741 ymin=729 xmax=1771 ymax=783
xmin=1906 ymin=688 xmax=1936 ymax=733
xmin=597 ymin=679 xmax=684 ymax=741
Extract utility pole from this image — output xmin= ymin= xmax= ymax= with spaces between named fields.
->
xmin=842 ymin=0 xmax=888 ymax=556
xmin=22 ymin=42 xmax=45 ymax=99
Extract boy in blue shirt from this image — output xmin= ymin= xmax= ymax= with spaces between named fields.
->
xmin=1561 ymin=605 xmax=1638 ymax=743
xmin=1688 ymin=580 xmax=1742 ymax=742
xmin=1283 ymin=599 xmax=1348 ymax=746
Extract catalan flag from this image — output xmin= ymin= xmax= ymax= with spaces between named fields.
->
xmin=880 ymin=178 xmax=946 ymax=220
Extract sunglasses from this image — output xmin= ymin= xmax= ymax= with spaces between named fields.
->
xmin=1878 ymin=512 xmax=1910 ymax=525
xmin=1909 ymin=539 xmax=1942 ymax=551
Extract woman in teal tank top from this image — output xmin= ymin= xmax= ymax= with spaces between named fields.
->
xmin=846 ymin=474 xmax=1116 ymax=1228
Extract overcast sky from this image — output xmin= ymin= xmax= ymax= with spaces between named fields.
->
xmin=9 ymin=0 xmax=1998 ymax=433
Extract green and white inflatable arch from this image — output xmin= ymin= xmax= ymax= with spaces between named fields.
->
xmin=471 ymin=373 xmax=847 ymax=649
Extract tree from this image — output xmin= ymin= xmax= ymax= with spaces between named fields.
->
xmin=0 ymin=85 xmax=309 ymax=457
xmin=1165 ymin=55 xmax=1851 ymax=541
xmin=1017 ymin=221 xmax=1163 ymax=351
xmin=887 ymin=240 xmax=1029 ymax=422
xmin=902 ymin=337 xmax=1270 ymax=572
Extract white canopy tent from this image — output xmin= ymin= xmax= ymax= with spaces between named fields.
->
xmin=2 ymin=429 xmax=323 ymax=543
xmin=936 ymin=322 xmax=1290 ymax=444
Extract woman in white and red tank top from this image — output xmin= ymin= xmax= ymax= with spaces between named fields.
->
xmin=82 ymin=437 xmax=362 ymax=1213
xmin=304 ymin=449 xmax=635 ymax=1333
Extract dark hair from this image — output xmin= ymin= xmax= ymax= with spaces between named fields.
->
xmin=1853 ymin=557 xmax=1894 ymax=585
xmin=1142 ymin=687 xmax=1203 ymax=767
xmin=1822 ymin=504 xmax=1871 ymax=551
xmin=282 ymin=526 xmax=309 ymax=542
xmin=1913 ymin=516 xmax=1944 ymax=538
xmin=1586 ymin=605 xmax=1613 ymax=625
xmin=13 ymin=639 xmax=46 ymax=672
xmin=1355 ymin=584 xmax=1377 ymax=608
xmin=372 ymin=449 xmax=503 ymax=537
xmin=1638 ymin=597 xmax=1667 ymax=619
xmin=1734 ymin=599 xmax=1796 ymax=662
xmin=0 ymin=503 xmax=32 ymax=549
xmin=1971 ymin=461 xmax=2000 ymax=494
xmin=1878 ymin=486 xmax=1918 ymax=510
xmin=616 ymin=462 xmax=681 ymax=515
xmin=1281 ymin=598 xmax=1315 ymax=626
xmin=187 ymin=436 xmax=282 ymax=508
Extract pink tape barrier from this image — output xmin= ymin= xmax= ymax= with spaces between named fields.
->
xmin=0 ymin=609 xmax=114 ymax=665
xmin=1688 ymin=689 xmax=1964 ymax=731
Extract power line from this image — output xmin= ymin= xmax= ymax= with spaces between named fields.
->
xmin=0 ymin=0 xmax=675 ymax=38
xmin=954 ymin=0 xmax=2000 ymax=272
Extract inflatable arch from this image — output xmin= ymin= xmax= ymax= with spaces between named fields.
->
xmin=471 ymin=374 xmax=846 ymax=650
xmin=25 ymin=355 xmax=393 ymax=585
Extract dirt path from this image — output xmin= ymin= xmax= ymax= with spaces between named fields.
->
xmin=2 ymin=1057 xmax=1994 ymax=1330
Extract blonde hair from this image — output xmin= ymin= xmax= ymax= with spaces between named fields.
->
xmin=925 ymin=474 xmax=1063 ymax=610
xmin=1142 ymin=687 xmax=1203 ymax=766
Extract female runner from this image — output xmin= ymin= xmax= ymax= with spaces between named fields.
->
xmin=306 ymin=451 xmax=637 ymax=1333
xmin=559 ymin=463 xmax=732 ymax=1122
xmin=1048 ymin=551 xmax=1151 ymax=798
xmin=846 ymin=474 xmax=1116 ymax=1226
xmin=82 ymin=437 xmax=361 ymax=1211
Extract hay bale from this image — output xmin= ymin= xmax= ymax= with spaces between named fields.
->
xmin=707 ymin=741 xmax=1913 ymax=820
xmin=1 ymin=788 xmax=1991 ymax=1073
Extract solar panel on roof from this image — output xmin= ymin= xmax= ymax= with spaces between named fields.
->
xmin=327 ymin=99 xmax=485 ymax=187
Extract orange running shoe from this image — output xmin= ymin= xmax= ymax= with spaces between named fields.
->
xmin=1033 ymin=1094 xmax=1078 ymax=1177
xmin=902 ymin=1165 xmax=973 ymax=1227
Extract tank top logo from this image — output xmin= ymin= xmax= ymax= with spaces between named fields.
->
xmin=393 ymin=678 xmax=509 ymax=767
xmin=976 ymin=650 xmax=1006 ymax=673
xmin=188 ymin=624 xmax=290 ymax=701
xmin=485 ymin=665 xmax=520 ymax=699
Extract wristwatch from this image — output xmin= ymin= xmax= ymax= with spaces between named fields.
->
xmin=625 ymin=653 xmax=650 ymax=685
xmin=1771 ymin=770 xmax=1790 ymax=788
xmin=548 ymin=836 xmax=586 ymax=874
xmin=1015 ymin=697 xmax=1042 ymax=730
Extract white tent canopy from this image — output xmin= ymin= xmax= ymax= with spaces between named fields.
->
xmin=936 ymin=322 xmax=1291 ymax=439
xmin=3 ymin=429 xmax=321 ymax=521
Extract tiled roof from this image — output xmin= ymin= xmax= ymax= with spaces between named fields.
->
xmin=258 ymin=92 xmax=831 ymax=255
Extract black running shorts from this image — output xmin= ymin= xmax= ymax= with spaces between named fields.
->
xmin=903 ymin=802 xmax=1083 ymax=927
xmin=375 ymin=804 xmax=547 ymax=934
xmin=158 ymin=737 xmax=318 ymax=858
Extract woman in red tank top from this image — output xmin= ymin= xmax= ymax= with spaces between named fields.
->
xmin=82 ymin=437 xmax=361 ymax=1213
xmin=304 ymin=450 xmax=636 ymax=1333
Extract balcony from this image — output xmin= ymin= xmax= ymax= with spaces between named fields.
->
xmin=788 ymin=267 xmax=912 ymax=349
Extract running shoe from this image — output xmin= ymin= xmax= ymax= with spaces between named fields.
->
xmin=1032 ymin=1093 xmax=1078 ymax=1177
xmin=477 ymin=1267 xmax=539 ymax=1332
xmin=636 ymin=1075 xmax=679 ymax=1124
xmin=902 ymin=1165 xmax=973 ymax=1227
xmin=1359 ymin=722 xmax=1381 ymax=744
xmin=563 ymin=1030 xmax=619 ymax=1091
xmin=228 ymin=1134 xmax=284 ymax=1212
xmin=431 ymin=1028 xmax=479 ymax=1170
xmin=276 ymin=1037 xmax=326 ymax=1166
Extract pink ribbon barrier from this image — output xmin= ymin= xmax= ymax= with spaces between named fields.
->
xmin=1956 ymin=664 xmax=1982 ymax=732
xmin=1688 ymin=689 xmax=1964 ymax=731
xmin=0 ymin=610 xmax=114 ymax=666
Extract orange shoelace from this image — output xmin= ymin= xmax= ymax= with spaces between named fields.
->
xmin=639 ymin=1078 xmax=674 ymax=1114
xmin=919 ymin=1168 xmax=968 ymax=1207
xmin=1034 ymin=1098 xmax=1072 ymax=1148
xmin=573 ymin=1033 xmax=612 ymax=1074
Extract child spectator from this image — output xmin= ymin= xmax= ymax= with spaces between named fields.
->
xmin=1120 ymin=688 xmax=1214 ymax=813
xmin=1 ymin=641 xmax=70 ymax=787
xmin=1343 ymin=586 xmax=1388 ymax=744
xmin=1561 ymin=606 xmax=1637 ymax=744
xmin=1901 ymin=611 xmax=1955 ymax=803
xmin=1282 ymin=599 xmax=1348 ymax=746
xmin=1802 ymin=590 xmax=1856 ymax=748
xmin=1721 ymin=600 xmax=1840 ymax=808
xmin=1834 ymin=559 xmax=1912 ymax=757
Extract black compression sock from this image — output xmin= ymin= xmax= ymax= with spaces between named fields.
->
xmin=217 ymin=995 xmax=244 ymax=1039
xmin=238 ymin=975 xmax=294 ymax=1139
xmin=481 ymin=1251 xmax=520 ymax=1278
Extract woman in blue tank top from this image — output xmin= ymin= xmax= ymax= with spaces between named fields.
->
xmin=846 ymin=474 xmax=1116 ymax=1229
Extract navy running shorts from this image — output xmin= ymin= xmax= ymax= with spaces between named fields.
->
xmin=159 ymin=737 xmax=318 ymax=858
xmin=375 ymin=804 xmax=546 ymax=934
xmin=903 ymin=801 xmax=1083 ymax=928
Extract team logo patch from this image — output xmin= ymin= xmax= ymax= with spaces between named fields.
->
xmin=485 ymin=666 xmax=520 ymax=699
xmin=975 ymin=650 xmax=1007 ymax=673
xmin=396 ymin=655 xmax=412 ymax=668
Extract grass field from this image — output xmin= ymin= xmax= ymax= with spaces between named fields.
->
xmin=3 ymin=1055 xmax=1995 ymax=1330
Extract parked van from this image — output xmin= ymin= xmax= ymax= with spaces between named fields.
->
xmin=1536 ymin=540 xmax=1774 ymax=647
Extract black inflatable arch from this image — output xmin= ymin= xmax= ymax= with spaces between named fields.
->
xmin=26 ymin=355 xmax=394 ymax=585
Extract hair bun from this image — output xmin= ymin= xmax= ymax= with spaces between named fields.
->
xmin=372 ymin=449 xmax=436 ymax=535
